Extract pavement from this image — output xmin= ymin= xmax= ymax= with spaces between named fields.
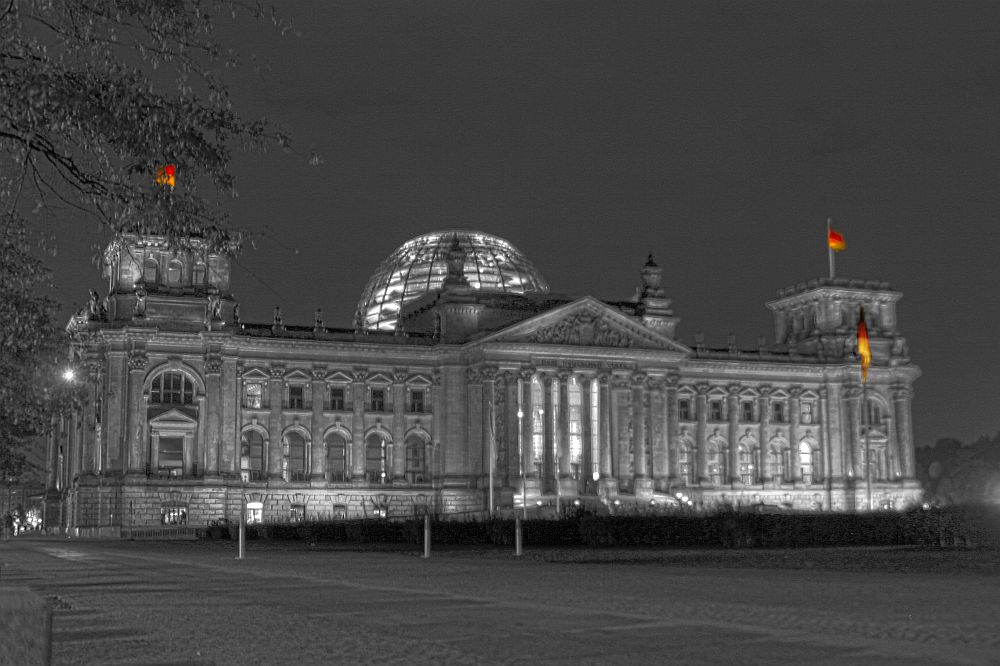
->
xmin=1 ymin=536 xmax=999 ymax=665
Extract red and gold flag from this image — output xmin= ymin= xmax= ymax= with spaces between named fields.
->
xmin=857 ymin=307 xmax=871 ymax=382
xmin=155 ymin=164 xmax=176 ymax=188
xmin=827 ymin=227 xmax=846 ymax=252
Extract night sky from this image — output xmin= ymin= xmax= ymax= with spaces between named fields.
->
xmin=48 ymin=1 xmax=1000 ymax=448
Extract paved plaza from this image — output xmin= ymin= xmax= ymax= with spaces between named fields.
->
xmin=1 ymin=537 xmax=999 ymax=665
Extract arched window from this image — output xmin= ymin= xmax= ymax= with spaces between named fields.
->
xmin=150 ymin=371 xmax=195 ymax=405
xmin=365 ymin=434 xmax=386 ymax=484
xmin=143 ymin=257 xmax=158 ymax=284
xmin=405 ymin=435 xmax=426 ymax=483
xmin=166 ymin=259 xmax=183 ymax=285
xmin=707 ymin=438 xmax=726 ymax=485
xmin=286 ymin=431 xmax=306 ymax=482
xmin=864 ymin=398 xmax=884 ymax=427
xmin=768 ymin=444 xmax=785 ymax=481
xmin=326 ymin=432 xmax=348 ymax=482
xmin=799 ymin=440 xmax=814 ymax=484
xmin=241 ymin=430 xmax=264 ymax=480
xmin=738 ymin=443 xmax=754 ymax=485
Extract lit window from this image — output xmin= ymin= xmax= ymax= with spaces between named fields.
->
xmin=246 ymin=501 xmax=263 ymax=525
xmin=678 ymin=399 xmax=692 ymax=421
xmin=801 ymin=401 xmax=814 ymax=424
xmin=326 ymin=433 xmax=347 ymax=482
xmin=330 ymin=387 xmax=345 ymax=411
xmin=290 ymin=504 xmax=306 ymax=523
xmin=408 ymin=390 xmax=425 ymax=413
xmin=710 ymin=400 xmax=724 ymax=421
xmin=288 ymin=385 xmax=305 ymax=410
xmin=370 ymin=388 xmax=386 ymax=412
xmin=286 ymin=432 xmax=306 ymax=481
xmin=151 ymin=372 xmax=195 ymax=405
xmin=161 ymin=504 xmax=187 ymax=525
xmin=243 ymin=382 xmax=264 ymax=409
xmin=739 ymin=445 xmax=754 ymax=484
xmin=741 ymin=401 xmax=755 ymax=422
xmin=679 ymin=442 xmax=693 ymax=485
xmin=799 ymin=441 xmax=814 ymax=483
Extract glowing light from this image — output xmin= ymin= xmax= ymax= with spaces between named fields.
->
xmin=62 ymin=368 xmax=75 ymax=382
xmin=155 ymin=164 xmax=176 ymax=188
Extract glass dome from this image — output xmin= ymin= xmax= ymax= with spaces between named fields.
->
xmin=356 ymin=230 xmax=549 ymax=331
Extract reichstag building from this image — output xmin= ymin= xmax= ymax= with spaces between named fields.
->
xmin=46 ymin=230 xmax=922 ymax=533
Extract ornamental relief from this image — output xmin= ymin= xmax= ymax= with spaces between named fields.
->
xmin=527 ymin=312 xmax=633 ymax=348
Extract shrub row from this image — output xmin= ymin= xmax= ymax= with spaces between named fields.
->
xmin=224 ymin=505 xmax=1000 ymax=550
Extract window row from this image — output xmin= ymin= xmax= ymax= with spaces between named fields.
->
xmin=239 ymin=431 xmax=429 ymax=484
xmin=242 ymin=383 xmax=428 ymax=412
xmin=677 ymin=398 xmax=817 ymax=424
xmin=677 ymin=441 xmax=822 ymax=486
xmin=138 ymin=256 xmax=209 ymax=287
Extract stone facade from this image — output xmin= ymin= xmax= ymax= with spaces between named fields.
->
xmin=46 ymin=232 xmax=922 ymax=534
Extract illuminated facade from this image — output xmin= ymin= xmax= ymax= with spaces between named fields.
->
xmin=47 ymin=230 xmax=922 ymax=534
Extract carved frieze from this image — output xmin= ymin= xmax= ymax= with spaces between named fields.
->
xmin=528 ymin=311 xmax=633 ymax=348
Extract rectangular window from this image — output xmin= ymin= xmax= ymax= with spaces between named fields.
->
xmin=158 ymin=436 xmax=183 ymax=474
xmin=370 ymin=388 xmax=386 ymax=412
xmin=678 ymin=399 xmax=692 ymax=421
xmin=243 ymin=382 xmax=264 ymax=409
xmin=741 ymin=401 xmax=755 ymax=422
xmin=408 ymin=390 xmax=425 ymax=413
xmin=710 ymin=400 xmax=723 ymax=421
xmin=161 ymin=506 xmax=187 ymax=525
xmin=288 ymin=385 xmax=305 ymax=410
xmin=290 ymin=504 xmax=305 ymax=523
xmin=330 ymin=387 xmax=345 ymax=411
xmin=772 ymin=402 xmax=786 ymax=423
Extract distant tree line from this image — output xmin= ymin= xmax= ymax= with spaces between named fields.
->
xmin=916 ymin=433 xmax=1000 ymax=506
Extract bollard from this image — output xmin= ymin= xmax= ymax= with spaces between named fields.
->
xmin=236 ymin=501 xmax=246 ymax=560
xmin=514 ymin=516 xmax=522 ymax=557
xmin=422 ymin=513 xmax=431 ymax=558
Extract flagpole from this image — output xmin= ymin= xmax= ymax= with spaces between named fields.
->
xmin=488 ymin=386 xmax=495 ymax=518
xmin=863 ymin=380 xmax=872 ymax=512
xmin=827 ymin=218 xmax=835 ymax=279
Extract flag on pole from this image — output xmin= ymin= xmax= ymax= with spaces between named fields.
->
xmin=857 ymin=307 xmax=871 ymax=383
xmin=827 ymin=227 xmax=846 ymax=252
xmin=155 ymin=164 xmax=176 ymax=188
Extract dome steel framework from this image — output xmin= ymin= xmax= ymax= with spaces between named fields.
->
xmin=355 ymin=230 xmax=549 ymax=331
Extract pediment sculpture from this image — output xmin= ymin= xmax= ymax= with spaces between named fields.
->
xmin=528 ymin=311 xmax=633 ymax=348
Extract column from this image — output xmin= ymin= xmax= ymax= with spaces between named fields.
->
xmin=204 ymin=353 xmax=222 ymax=476
xmin=267 ymin=367 xmax=284 ymax=480
xmin=788 ymin=387 xmax=802 ymax=482
xmin=757 ymin=386 xmax=771 ymax=483
xmin=581 ymin=376 xmax=593 ymax=491
xmin=598 ymin=373 xmax=613 ymax=480
xmin=519 ymin=368 xmax=535 ymax=480
xmin=125 ymin=349 xmax=147 ymax=475
xmin=475 ymin=367 xmax=491 ymax=488
xmin=82 ymin=361 xmax=101 ymax=474
xmin=631 ymin=372 xmax=648 ymax=480
xmin=504 ymin=371 xmax=519 ymax=489
xmin=391 ymin=369 xmax=407 ymax=483
xmin=351 ymin=368 xmax=367 ymax=481
xmin=613 ymin=375 xmax=631 ymax=486
xmin=430 ymin=370 xmax=442 ymax=482
xmin=695 ymin=384 xmax=709 ymax=483
xmin=665 ymin=372 xmax=680 ymax=484
xmin=727 ymin=385 xmax=740 ymax=484
xmin=893 ymin=385 xmax=916 ymax=478
xmin=542 ymin=374 xmax=555 ymax=493
xmin=310 ymin=369 xmax=327 ymax=483
xmin=817 ymin=387 xmax=828 ymax=483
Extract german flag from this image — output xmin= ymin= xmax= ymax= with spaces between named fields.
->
xmin=155 ymin=164 xmax=176 ymax=188
xmin=857 ymin=307 xmax=871 ymax=382
xmin=828 ymin=227 xmax=846 ymax=252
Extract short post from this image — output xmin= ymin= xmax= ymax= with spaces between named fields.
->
xmin=514 ymin=516 xmax=523 ymax=557
xmin=236 ymin=498 xmax=246 ymax=560
xmin=422 ymin=513 xmax=431 ymax=558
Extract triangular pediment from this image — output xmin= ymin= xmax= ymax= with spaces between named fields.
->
xmin=148 ymin=408 xmax=198 ymax=428
xmin=477 ymin=297 xmax=690 ymax=353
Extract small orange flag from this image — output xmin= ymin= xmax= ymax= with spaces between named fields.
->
xmin=155 ymin=164 xmax=176 ymax=188
xmin=857 ymin=307 xmax=871 ymax=382
xmin=828 ymin=227 xmax=846 ymax=252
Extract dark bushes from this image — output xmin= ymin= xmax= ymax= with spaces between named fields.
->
xmin=211 ymin=504 xmax=1000 ymax=550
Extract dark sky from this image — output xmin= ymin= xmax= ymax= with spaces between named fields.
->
xmin=49 ymin=1 xmax=1000 ymax=447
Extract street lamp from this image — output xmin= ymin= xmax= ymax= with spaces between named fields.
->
xmin=517 ymin=407 xmax=526 ymax=519
xmin=62 ymin=368 xmax=76 ymax=382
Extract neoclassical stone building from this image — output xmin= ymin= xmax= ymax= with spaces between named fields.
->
xmin=47 ymin=230 xmax=921 ymax=533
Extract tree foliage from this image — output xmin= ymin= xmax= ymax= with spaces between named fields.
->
xmin=916 ymin=435 xmax=1000 ymax=505
xmin=0 ymin=0 xmax=294 ymax=479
